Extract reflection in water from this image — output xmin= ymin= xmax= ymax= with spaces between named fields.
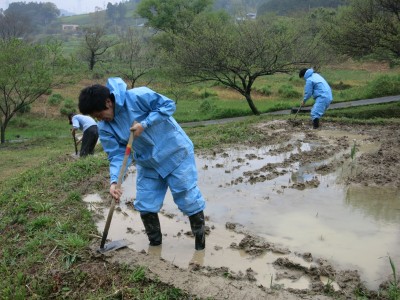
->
xmin=190 ymin=249 xmax=205 ymax=266
xmin=345 ymin=186 xmax=400 ymax=224
xmin=147 ymin=245 xmax=162 ymax=258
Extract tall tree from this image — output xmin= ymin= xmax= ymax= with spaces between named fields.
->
xmin=258 ymin=0 xmax=346 ymax=16
xmin=78 ymin=26 xmax=117 ymax=71
xmin=168 ymin=13 xmax=319 ymax=115
xmin=5 ymin=2 xmax=59 ymax=31
xmin=0 ymin=38 xmax=77 ymax=143
xmin=325 ymin=0 xmax=400 ymax=63
xmin=0 ymin=11 xmax=32 ymax=40
xmin=111 ymin=27 xmax=159 ymax=88
xmin=136 ymin=0 xmax=213 ymax=33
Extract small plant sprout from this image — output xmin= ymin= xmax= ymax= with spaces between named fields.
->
xmin=388 ymin=256 xmax=400 ymax=299
xmin=350 ymin=139 xmax=357 ymax=161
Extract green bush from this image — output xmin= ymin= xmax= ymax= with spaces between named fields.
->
xmin=256 ymin=86 xmax=272 ymax=96
xmin=330 ymin=81 xmax=352 ymax=90
xmin=199 ymin=99 xmax=217 ymax=113
xmin=364 ymin=75 xmax=400 ymax=98
xmin=48 ymin=94 xmax=64 ymax=106
xmin=60 ymin=99 xmax=77 ymax=116
xmin=278 ymin=84 xmax=302 ymax=99
xmin=199 ymin=89 xmax=217 ymax=99
xmin=18 ymin=104 xmax=31 ymax=114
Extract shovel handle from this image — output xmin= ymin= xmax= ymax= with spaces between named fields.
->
xmin=100 ymin=130 xmax=135 ymax=249
xmin=293 ymin=102 xmax=304 ymax=119
xmin=72 ymin=131 xmax=78 ymax=155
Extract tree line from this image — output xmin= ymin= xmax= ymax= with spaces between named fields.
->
xmin=0 ymin=0 xmax=399 ymax=143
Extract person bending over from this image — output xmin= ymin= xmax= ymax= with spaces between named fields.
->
xmin=299 ymin=68 xmax=333 ymax=129
xmin=78 ymin=77 xmax=206 ymax=250
xmin=68 ymin=113 xmax=99 ymax=157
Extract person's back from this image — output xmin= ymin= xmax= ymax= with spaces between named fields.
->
xmin=304 ymin=70 xmax=332 ymax=101
xmin=299 ymin=68 xmax=333 ymax=129
xmin=72 ymin=114 xmax=97 ymax=132
xmin=68 ymin=113 xmax=98 ymax=157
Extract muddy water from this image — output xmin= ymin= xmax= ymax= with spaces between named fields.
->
xmin=84 ymin=129 xmax=400 ymax=291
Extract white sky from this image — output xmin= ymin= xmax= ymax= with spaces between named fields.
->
xmin=0 ymin=0 xmax=121 ymax=14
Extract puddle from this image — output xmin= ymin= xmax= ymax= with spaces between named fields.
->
xmin=84 ymin=128 xmax=400 ymax=291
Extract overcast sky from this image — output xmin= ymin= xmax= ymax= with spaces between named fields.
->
xmin=0 ymin=0 xmax=120 ymax=14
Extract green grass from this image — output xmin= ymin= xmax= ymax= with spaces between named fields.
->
xmin=325 ymin=102 xmax=400 ymax=121
xmin=0 ymin=155 xmax=191 ymax=299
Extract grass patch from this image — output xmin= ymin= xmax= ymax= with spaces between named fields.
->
xmin=325 ymin=102 xmax=400 ymax=120
xmin=0 ymin=155 xmax=191 ymax=299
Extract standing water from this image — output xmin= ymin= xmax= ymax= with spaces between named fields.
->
xmin=84 ymin=126 xmax=400 ymax=291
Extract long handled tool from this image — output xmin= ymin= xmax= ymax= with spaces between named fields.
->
xmin=288 ymin=101 xmax=304 ymax=126
xmin=72 ymin=131 xmax=78 ymax=155
xmin=97 ymin=131 xmax=134 ymax=253
xmin=293 ymin=102 xmax=304 ymax=120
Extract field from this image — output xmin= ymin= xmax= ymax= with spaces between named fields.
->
xmin=1 ymin=62 xmax=400 ymax=299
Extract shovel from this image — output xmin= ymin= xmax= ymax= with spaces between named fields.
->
xmin=97 ymin=130 xmax=134 ymax=254
xmin=72 ymin=131 xmax=78 ymax=156
xmin=288 ymin=102 xmax=303 ymax=126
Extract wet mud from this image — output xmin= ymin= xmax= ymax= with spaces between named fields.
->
xmin=85 ymin=120 xmax=400 ymax=300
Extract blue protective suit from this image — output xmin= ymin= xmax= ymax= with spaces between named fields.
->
xmin=302 ymin=69 xmax=333 ymax=120
xmin=97 ymin=77 xmax=205 ymax=216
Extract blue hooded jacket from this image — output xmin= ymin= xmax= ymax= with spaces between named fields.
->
xmin=303 ymin=69 xmax=333 ymax=103
xmin=98 ymin=78 xmax=193 ymax=184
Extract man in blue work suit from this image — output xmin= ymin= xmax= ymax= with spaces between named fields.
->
xmin=299 ymin=68 xmax=333 ymax=129
xmin=78 ymin=77 xmax=206 ymax=250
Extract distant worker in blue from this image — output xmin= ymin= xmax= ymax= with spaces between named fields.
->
xmin=78 ymin=77 xmax=206 ymax=250
xmin=299 ymin=68 xmax=333 ymax=129
xmin=68 ymin=113 xmax=99 ymax=157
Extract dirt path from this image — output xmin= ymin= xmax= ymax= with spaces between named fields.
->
xmin=90 ymin=120 xmax=400 ymax=300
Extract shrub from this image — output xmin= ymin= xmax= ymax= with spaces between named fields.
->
xmin=48 ymin=94 xmax=64 ymax=106
xmin=278 ymin=84 xmax=302 ymax=99
xmin=330 ymin=81 xmax=352 ymax=90
xmin=256 ymin=86 xmax=272 ymax=96
xmin=200 ymin=89 xmax=217 ymax=99
xmin=199 ymin=99 xmax=217 ymax=113
xmin=364 ymin=75 xmax=400 ymax=98
xmin=60 ymin=99 xmax=76 ymax=116
xmin=18 ymin=104 xmax=31 ymax=114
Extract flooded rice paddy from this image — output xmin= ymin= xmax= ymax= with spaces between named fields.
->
xmin=84 ymin=122 xmax=400 ymax=294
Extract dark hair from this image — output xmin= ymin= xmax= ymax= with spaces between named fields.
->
xmin=299 ymin=68 xmax=308 ymax=78
xmin=78 ymin=84 xmax=112 ymax=115
xmin=68 ymin=113 xmax=75 ymax=125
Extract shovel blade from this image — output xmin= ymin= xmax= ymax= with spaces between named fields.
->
xmin=97 ymin=239 xmax=132 ymax=254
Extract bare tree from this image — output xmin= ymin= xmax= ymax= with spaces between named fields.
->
xmin=111 ymin=27 xmax=159 ymax=88
xmin=79 ymin=26 xmax=117 ymax=71
xmin=169 ymin=14 xmax=318 ymax=115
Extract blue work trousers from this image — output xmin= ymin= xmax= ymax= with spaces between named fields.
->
xmin=134 ymin=152 xmax=206 ymax=217
xmin=311 ymin=97 xmax=332 ymax=120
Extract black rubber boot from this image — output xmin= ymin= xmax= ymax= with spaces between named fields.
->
xmin=140 ymin=213 xmax=162 ymax=246
xmin=313 ymin=118 xmax=320 ymax=129
xmin=189 ymin=211 xmax=205 ymax=250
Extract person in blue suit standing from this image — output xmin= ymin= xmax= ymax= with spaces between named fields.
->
xmin=78 ymin=77 xmax=206 ymax=250
xmin=299 ymin=68 xmax=333 ymax=129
